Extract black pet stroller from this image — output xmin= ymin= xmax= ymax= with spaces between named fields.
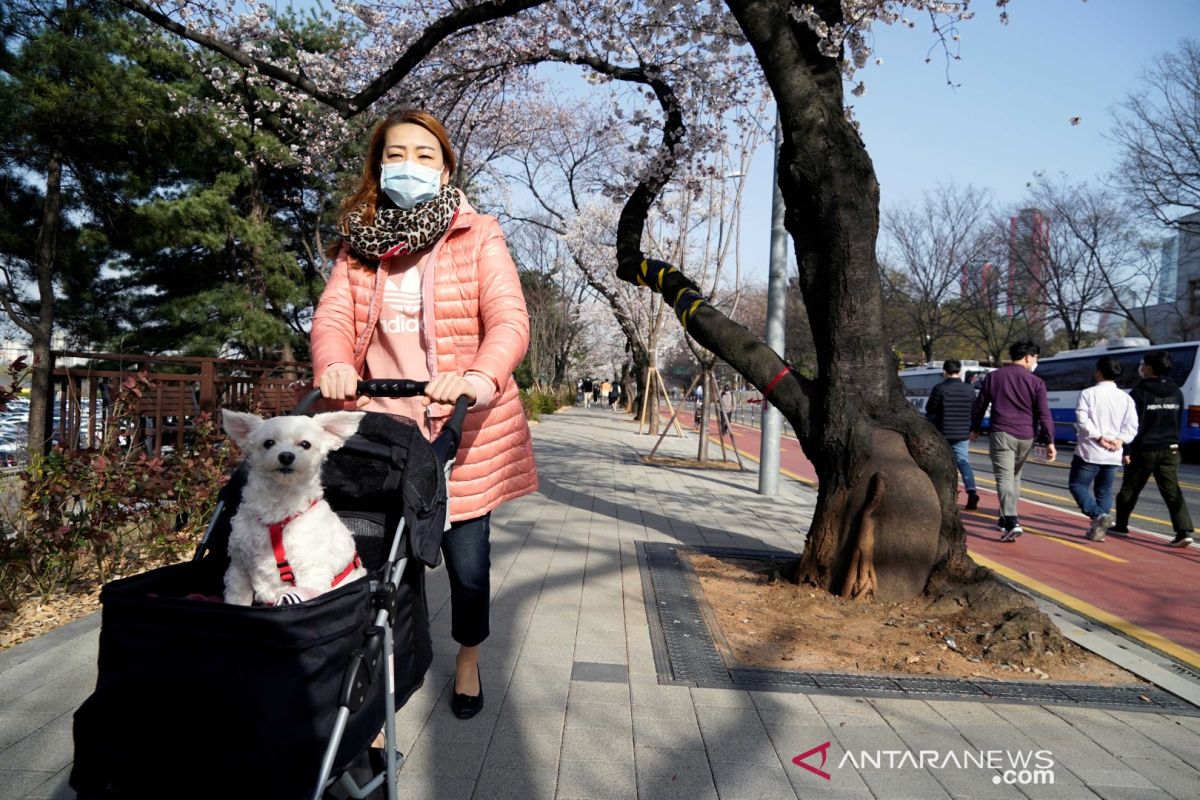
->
xmin=70 ymin=380 xmax=468 ymax=800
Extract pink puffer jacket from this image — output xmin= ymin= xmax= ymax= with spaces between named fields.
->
xmin=311 ymin=195 xmax=538 ymax=521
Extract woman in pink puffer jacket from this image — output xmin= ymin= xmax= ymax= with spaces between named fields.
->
xmin=312 ymin=109 xmax=537 ymax=722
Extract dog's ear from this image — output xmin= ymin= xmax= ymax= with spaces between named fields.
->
xmin=316 ymin=411 xmax=365 ymax=447
xmin=221 ymin=410 xmax=261 ymax=449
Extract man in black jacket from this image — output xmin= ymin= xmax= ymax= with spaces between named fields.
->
xmin=926 ymin=359 xmax=980 ymax=511
xmin=1110 ymin=350 xmax=1194 ymax=547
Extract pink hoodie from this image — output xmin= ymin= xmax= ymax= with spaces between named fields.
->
xmin=311 ymin=194 xmax=538 ymax=521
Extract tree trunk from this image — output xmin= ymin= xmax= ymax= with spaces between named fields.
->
xmin=28 ymin=150 xmax=64 ymax=458
xmin=729 ymin=0 xmax=970 ymax=601
xmin=609 ymin=0 xmax=974 ymax=602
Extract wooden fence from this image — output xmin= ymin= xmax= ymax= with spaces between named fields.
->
xmin=49 ymin=351 xmax=313 ymax=457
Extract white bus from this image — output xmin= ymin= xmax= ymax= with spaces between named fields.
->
xmin=1033 ymin=337 xmax=1200 ymax=450
xmin=898 ymin=360 xmax=995 ymax=414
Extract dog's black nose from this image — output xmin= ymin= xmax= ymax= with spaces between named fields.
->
xmin=278 ymin=452 xmax=295 ymax=466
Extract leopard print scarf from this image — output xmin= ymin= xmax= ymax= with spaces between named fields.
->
xmin=341 ymin=186 xmax=460 ymax=263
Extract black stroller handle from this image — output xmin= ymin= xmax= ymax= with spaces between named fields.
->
xmin=294 ymin=382 xmax=471 ymax=461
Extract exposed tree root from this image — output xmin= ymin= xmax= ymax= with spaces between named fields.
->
xmin=840 ymin=472 xmax=885 ymax=601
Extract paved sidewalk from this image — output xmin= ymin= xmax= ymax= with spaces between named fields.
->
xmin=2 ymin=407 xmax=1200 ymax=799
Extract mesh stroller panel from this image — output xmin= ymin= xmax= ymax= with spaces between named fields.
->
xmin=321 ymin=413 xmax=447 ymax=568
xmin=340 ymin=510 xmax=390 ymax=572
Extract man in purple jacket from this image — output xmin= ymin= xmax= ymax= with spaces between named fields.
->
xmin=970 ymin=341 xmax=1057 ymax=542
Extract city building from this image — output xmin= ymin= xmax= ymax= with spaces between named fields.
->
xmin=1130 ymin=211 xmax=1200 ymax=342
xmin=960 ymin=260 xmax=1002 ymax=311
xmin=1007 ymin=208 xmax=1049 ymax=328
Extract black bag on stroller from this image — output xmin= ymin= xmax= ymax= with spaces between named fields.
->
xmin=70 ymin=382 xmax=466 ymax=800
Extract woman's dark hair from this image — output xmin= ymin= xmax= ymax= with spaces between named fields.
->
xmin=1143 ymin=350 xmax=1173 ymax=377
xmin=1008 ymin=340 xmax=1041 ymax=361
xmin=1095 ymin=356 xmax=1123 ymax=381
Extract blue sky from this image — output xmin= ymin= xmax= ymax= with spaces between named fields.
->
xmin=736 ymin=0 xmax=1200 ymax=280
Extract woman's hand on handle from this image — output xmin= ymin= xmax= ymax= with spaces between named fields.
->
xmin=319 ymin=363 xmax=370 ymax=408
xmin=423 ymin=372 xmax=476 ymax=406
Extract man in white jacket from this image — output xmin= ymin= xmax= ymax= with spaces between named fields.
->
xmin=1070 ymin=356 xmax=1139 ymax=542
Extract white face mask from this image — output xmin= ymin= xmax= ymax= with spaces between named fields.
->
xmin=1029 ymin=361 xmax=1038 ymax=373
xmin=380 ymin=160 xmax=443 ymax=208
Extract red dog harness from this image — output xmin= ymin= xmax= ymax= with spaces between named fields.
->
xmin=268 ymin=499 xmax=362 ymax=588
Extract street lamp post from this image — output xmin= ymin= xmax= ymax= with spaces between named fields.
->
xmin=759 ymin=113 xmax=786 ymax=496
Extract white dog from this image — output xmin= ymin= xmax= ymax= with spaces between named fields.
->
xmin=221 ymin=410 xmax=367 ymax=606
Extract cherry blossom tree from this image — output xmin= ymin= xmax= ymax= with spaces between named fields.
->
xmin=121 ymin=0 xmax=1033 ymax=608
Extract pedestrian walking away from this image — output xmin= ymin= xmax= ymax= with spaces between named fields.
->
xmin=1110 ymin=349 xmax=1195 ymax=547
xmin=312 ymin=108 xmax=539 ymax=724
xmin=925 ymin=359 xmax=980 ymax=511
xmin=1068 ymin=356 xmax=1139 ymax=543
xmin=970 ymin=340 xmax=1056 ymax=542
xmin=718 ymin=384 xmax=734 ymax=436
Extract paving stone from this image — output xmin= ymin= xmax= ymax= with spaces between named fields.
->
xmin=1088 ymin=788 xmax=1175 ymax=800
xmin=633 ymin=711 xmax=705 ymax=750
xmin=0 ymin=727 xmax=73 ymax=775
xmin=25 ymin=766 xmax=79 ymax=800
xmin=565 ymin=701 xmax=632 ymax=732
xmin=556 ymin=759 xmax=637 ymax=799
xmin=689 ymin=687 xmax=754 ymax=708
xmin=1118 ymin=756 xmax=1200 ymax=800
xmin=708 ymin=758 xmax=798 ymax=800
xmin=394 ymin=773 xmax=477 ymax=800
xmin=398 ymin=734 xmax=490 ymax=778
xmin=567 ymin=680 xmax=630 ymax=706
xmin=471 ymin=766 xmax=557 ymax=800
xmin=0 ymin=713 xmax=56 ymax=751
xmin=560 ymin=725 xmax=634 ymax=766
xmin=506 ymin=673 xmax=571 ymax=703
xmin=634 ymin=746 xmax=718 ymax=800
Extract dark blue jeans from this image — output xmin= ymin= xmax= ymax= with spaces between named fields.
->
xmin=950 ymin=439 xmax=977 ymax=493
xmin=441 ymin=514 xmax=491 ymax=647
xmin=1068 ymin=456 xmax=1117 ymax=519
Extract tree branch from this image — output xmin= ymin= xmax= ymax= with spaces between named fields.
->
xmin=114 ymin=0 xmax=554 ymax=118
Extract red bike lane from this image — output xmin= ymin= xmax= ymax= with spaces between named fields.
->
xmin=689 ymin=414 xmax=1200 ymax=669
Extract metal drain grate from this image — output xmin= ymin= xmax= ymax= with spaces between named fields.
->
xmin=638 ymin=542 xmax=1200 ymax=715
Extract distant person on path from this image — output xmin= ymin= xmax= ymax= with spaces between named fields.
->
xmin=576 ymin=379 xmax=584 ymax=407
xmin=970 ymin=341 xmax=1056 ymax=542
xmin=1110 ymin=350 xmax=1195 ymax=547
xmin=599 ymin=379 xmax=611 ymax=407
xmin=581 ymin=376 xmax=593 ymax=408
xmin=1068 ymin=356 xmax=1139 ymax=542
xmin=718 ymin=385 xmax=734 ymax=436
xmin=925 ymin=359 xmax=980 ymax=511
xmin=610 ymin=380 xmax=622 ymax=411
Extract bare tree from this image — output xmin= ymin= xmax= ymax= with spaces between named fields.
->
xmin=1019 ymin=175 xmax=1159 ymax=349
xmin=879 ymin=183 xmax=992 ymax=362
xmin=1111 ymin=38 xmax=1200 ymax=233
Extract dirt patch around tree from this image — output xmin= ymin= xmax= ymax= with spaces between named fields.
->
xmin=641 ymin=454 xmax=743 ymax=470
xmin=686 ymin=552 xmax=1143 ymax=685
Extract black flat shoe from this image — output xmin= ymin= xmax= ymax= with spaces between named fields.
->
xmin=450 ymin=668 xmax=484 ymax=719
